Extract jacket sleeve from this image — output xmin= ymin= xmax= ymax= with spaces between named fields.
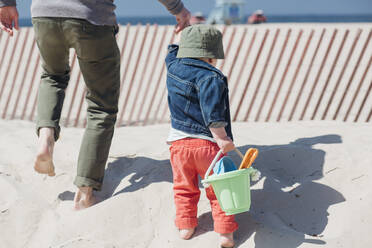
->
xmin=0 ymin=0 xmax=16 ymax=7
xmin=165 ymin=44 xmax=179 ymax=67
xmin=158 ymin=0 xmax=184 ymax=15
xmin=198 ymin=76 xmax=229 ymax=127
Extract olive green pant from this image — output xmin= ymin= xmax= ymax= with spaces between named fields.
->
xmin=32 ymin=17 xmax=120 ymax=190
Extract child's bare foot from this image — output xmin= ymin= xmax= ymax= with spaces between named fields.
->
xmin=179 ymin=228 xmax=195 ymax=240
xmin=34 ymin=127 xmax=55 ymax=176
xmin=220 ymin=232 xmax=234 ymax=248
xmin=74 ymin=187 xmax=96 ymax=210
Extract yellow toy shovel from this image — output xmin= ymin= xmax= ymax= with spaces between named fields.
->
xmin=235 ymin=148 xmax=259 ymax=170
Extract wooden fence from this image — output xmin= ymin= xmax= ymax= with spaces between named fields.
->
xmin=0 ymin=24 xmax=371 ymax=127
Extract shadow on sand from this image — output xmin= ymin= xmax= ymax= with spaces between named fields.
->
xmin=59 ymin=134 xmax=345 ymax=248
xmin=97 ymin=155 xmax=173 ymax=200
xmin=232 ymin=134 xmax=345 ymax=247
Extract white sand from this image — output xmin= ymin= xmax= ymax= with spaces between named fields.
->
xmin=0 ymin=120 xmax=371 ymax=248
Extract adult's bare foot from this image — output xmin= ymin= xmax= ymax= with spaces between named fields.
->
xmin=220 ymin=232 xmax=234 ymax=248
xmin=34 ymin=127 xmax=55 ymax=176
xmin=74 ymin=187 xmax=96 ymax=210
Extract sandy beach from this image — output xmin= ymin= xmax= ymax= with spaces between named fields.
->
xmin=0 ymin=120 xmax=371 ymax=247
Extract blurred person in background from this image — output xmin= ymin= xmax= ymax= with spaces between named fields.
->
xmin=190 ymin=12 xmax=206 ymax=25
xmin=248 ymin=9 xmax=267 ymax=24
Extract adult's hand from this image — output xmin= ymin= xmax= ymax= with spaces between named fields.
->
xmin=0 ymin=6 xmax=19 ymax=36
xmin=174 ymin=7 xmax=190 ymax=34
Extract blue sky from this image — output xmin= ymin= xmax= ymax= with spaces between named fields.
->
xmin=15 ymin=0 xmax=372 ymax=18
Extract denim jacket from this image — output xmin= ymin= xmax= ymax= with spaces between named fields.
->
xmin=165 ymin=44 xmax=233 ymax=140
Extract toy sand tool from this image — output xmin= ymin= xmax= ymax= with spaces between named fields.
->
xmin=202 ymin=148 xmax=260 ymax=215
xmin=238 ymin=148 xmax=258 ymax=170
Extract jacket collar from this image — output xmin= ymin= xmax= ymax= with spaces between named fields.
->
xmin=180 ymin=58 xmax=225 ymax=78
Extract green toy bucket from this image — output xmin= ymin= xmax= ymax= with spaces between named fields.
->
xmin=202 ymin=150 xmax=257 ymax=215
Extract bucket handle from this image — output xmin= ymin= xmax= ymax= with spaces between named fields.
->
xmin=204 ymin=148 xmax=244 ymax=181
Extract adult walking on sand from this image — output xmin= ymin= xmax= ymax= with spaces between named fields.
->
xmin=0 ymin=0 xmax=190 ymax=210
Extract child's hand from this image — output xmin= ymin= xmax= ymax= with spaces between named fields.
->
xmin=215 ymin=136 xmax=235 ymax=154
xmin=209 ymin=127 xmax=235 ymax=154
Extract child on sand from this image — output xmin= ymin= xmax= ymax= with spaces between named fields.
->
xmin=165 ymin=25 xmax=237 ymax=248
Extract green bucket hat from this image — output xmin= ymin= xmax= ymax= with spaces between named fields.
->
xmin=177 ymin=24 xmax=224 ymax=59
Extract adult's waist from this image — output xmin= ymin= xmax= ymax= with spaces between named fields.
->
xmin=31 ymin=0 xmax=117 ymax=26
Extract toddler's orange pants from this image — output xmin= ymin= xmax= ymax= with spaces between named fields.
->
xmin=169 ymin=138 xmax=238 ymax=234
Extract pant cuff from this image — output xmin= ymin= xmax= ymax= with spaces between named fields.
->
xmin=214 ymin=222 xmax=239 ymax=234
xmin=74 ymin=176 xmax=102 ymax=191
xmin=175 ymin=217 xmax=198 ymax=229
xmin=36 ymin=120 xmax=60 ymax=141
